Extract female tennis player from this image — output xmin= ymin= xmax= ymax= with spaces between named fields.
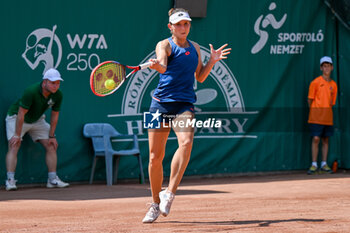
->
xmin=142 ymin=8 xmax=231 ymax=223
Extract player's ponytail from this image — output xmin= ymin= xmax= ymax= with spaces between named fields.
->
xmin=168 ymin=8 xmax=175 ymax=16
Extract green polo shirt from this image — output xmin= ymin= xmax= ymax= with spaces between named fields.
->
xmin=7 ymin=82 xmax=63 ymax=123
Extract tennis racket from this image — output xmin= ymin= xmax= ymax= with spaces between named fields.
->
xmin=90 ymin=61 xmax=152 ymax=97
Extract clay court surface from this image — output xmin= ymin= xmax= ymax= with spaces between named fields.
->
xmin=1 ymin=172 xmax=350 ymax=233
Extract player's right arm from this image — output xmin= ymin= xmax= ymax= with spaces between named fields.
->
xmin=149 ymin=39 xmax=171 ymax=74
xmin=307 ymin=80 xmax=316 ymax=108
xmin=9 ymin=107 xmax=28 ymax=147
xmin=308 ymin=98 xmax=313 ymax=107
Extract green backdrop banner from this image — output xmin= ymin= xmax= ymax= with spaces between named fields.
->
xmin=0 ymin=0 xmax=348 ymax=184
xmin=337 ymin=21 xmax=350 ymax=168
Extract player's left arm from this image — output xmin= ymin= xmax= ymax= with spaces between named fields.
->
xmin=194 ymin=42 xmax=231 ymax=83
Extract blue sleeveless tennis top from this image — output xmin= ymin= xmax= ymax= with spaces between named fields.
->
xmin=153 ymin=37 xmax=198 ymax=103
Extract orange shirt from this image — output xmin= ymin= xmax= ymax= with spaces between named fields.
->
xmin=308 ymin=76 xmax=337 ymax=125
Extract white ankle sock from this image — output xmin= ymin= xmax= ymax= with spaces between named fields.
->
xmin=7 ymin=172 xmax=15 ymax=180
xmin=48 ymin=172 xmax=57 ymax=180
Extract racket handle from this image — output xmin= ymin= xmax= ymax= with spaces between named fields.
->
xmin=125 ymin=61 xmax=153 ymax=79
xmin=139 ymin=61 xmax=152 ymax=70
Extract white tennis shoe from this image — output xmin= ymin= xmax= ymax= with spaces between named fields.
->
xmin=142 ymin=203 xmax=160 ymax=223
xmin=5 ymin=179 xmax=17 ymax=191
xmin=159 ymin=189 xmax=175 ymax=217
xmin=46 ymin=176 xmax=69 ymax=188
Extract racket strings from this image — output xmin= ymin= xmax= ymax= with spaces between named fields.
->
xmin=92 ymin=63 xmax=125 ymax=95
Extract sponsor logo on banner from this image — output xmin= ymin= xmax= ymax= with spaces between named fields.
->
xmin=22 ymin=25 xmax=107 ymax=74
xmin=251 ymin=2 xmax=324 ymax=55
xmin=107 ymin=46 xmax=259 ymax=141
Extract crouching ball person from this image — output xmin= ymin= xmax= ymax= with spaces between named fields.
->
xmin=5 ymin=68 xmax=69 ymax=191
xmin=142 ymin=8 xmax=231 ymax=223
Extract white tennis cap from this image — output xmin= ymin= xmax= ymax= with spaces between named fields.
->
xmin=43 ymin=68 xmax=63 ymax=81
xmin=169 ymin=11 xmax=192 ymax=24
xmin=320 ymin=56 xmax=333 ymax=65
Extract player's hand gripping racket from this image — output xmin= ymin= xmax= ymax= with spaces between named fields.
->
xmin=90 ymin=61 xmax=152 ymax=97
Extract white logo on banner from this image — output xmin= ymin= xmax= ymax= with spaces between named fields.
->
xmin=23 ymin=25 xmax=109 ymax=74
xmin=251 ymin=2 xmax=325 ymax=55
xmin=22 ymin=25 xmax=62 ymax=74
xmin=251 ymin=2 xmax=287 ymax=54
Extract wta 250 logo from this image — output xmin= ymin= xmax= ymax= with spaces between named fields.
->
xmin=22 ymin=25 xmax=108 ymax=74
xmin=22 ymin=25 xmax=62 ymax=74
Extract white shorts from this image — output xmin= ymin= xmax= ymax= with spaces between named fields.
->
xmin=6 ymin=114 xmax=50 ymax=141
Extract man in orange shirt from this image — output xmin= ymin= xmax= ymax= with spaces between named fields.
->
xmin=307 ymin=56 xmax=338 ymax=174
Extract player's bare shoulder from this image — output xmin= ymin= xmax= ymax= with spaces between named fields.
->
xmin=189 ymin=40 xmax=199 ymax=48
xmin=156 ymin=39 xmax=172 ymax=56
xmin=190 ymin=40 xmax=201 ymax=55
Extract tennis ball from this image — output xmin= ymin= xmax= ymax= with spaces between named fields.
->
xmin=105 ymin=79 xmax=116 ymax=90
